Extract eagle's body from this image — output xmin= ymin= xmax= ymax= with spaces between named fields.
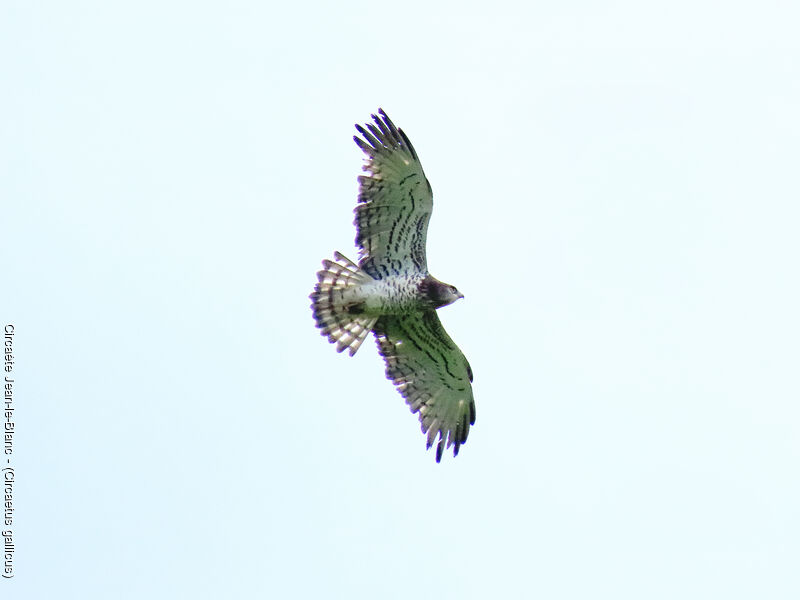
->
xmin=358 ymin=273 xmax=429 ymax=315
xmin=356 ymin=273 xmax=460 ymax=315
xmin=310 ymin=109 xmax=475 ymax=462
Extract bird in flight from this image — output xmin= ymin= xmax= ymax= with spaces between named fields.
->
xmin=310 ymin=109 xmax=476 ymax=462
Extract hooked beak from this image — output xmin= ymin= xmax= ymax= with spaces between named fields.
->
xmin=457 ymin=291 xmax=465 ymax=300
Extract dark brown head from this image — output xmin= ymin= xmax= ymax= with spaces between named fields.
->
xmin=420 ymin=276 xmax=464 ymax=309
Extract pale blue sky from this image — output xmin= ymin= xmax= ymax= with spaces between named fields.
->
xmin=2 ymin=1 xmax=800 ymax=598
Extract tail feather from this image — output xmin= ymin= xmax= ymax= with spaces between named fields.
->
xmin=310 ymin=252 xmax=377 ymax=356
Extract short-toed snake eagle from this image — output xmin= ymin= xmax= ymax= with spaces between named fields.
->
xmin=310 ymin=109 xmax=475 ymax=462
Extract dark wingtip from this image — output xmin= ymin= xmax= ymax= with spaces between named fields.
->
xmin=398 ymin=128 xmax=418 ymax=160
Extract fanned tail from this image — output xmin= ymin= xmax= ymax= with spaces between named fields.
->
xmin=310 ymin=252 xmax=377 ymax=356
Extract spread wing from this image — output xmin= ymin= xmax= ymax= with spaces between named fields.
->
xmin=353 ymin=109 xmax=433 ymax=280
xmin=373 ymin=311 xmax=475 ymax=462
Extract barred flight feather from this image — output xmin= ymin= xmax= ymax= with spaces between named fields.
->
xmin=310 ymin=252 xmax=377 ymax=357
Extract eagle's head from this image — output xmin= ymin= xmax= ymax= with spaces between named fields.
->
xmin=421 ymin=276 xmax=464 ymax=309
